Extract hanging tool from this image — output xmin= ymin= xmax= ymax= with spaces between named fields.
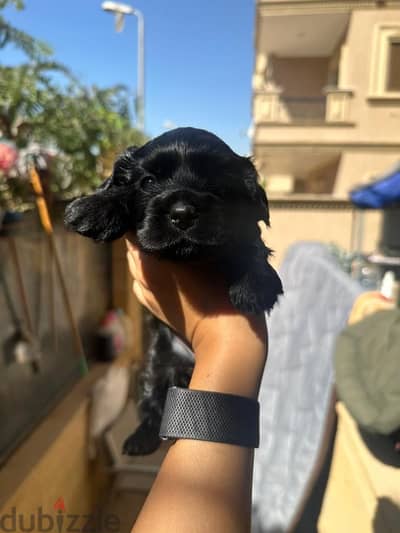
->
xmin=6 ymin=236 xmax=41 ymax=372
xmin=29 ymin=165 xmax=88 ymax=376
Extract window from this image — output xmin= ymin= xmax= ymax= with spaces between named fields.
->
xmin=370 ymin=24 xmax=400 ymax=97
xmin=387 ymin=40 xmax=400 ymax=92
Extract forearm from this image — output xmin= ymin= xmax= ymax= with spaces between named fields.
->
xmin=190 ymin=313 xmax=267 ymax=400
xmin=133 ymin=437 xmax=254 ymax=533
xmin=132 ymin=315 xmax=267 ymax=533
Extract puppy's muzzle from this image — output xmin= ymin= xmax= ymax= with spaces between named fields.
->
xmin=151 ymin=189 xmax=218 ymax=228
xmin=169 ymin=201 xmax=197 ymax=230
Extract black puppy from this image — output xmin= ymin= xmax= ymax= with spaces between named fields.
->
xmin=65 ymin=127 xmax=282 ymax=454
xmin=127 ymin=315 xmax=195 ymax=455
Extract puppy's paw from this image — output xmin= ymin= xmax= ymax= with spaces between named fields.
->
xmin=229 ymin=264 xmax=283 ymax=315
xmin=229 ymin=274 xmax=263 ymax=314
xmin=122 ymin=420 xmax=162 ymax=456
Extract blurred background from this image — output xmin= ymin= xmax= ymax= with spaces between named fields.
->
xmin=0 ymin=1 xmax=399 ymax=532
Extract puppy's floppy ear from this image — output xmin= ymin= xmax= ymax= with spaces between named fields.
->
xmin=228 ymin=240 xmax=283 ymax=314
xmin=64 ymin=146 xmax=139 ymax=242
xmin=64 ymin=188 xmax=130 ymax=242
xmin=229 ymin=158 xmax=282 ymax=313
xmin=241 ymin=157 xmax=270 ymax=225
xmin=255 ymin=182 xmax=270 ymax=226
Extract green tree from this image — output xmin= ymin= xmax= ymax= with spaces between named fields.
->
xmin=0 ymin=0 xmax=146 ymax=210
xmin=38 ymin=84 xmax=146 ymax=197
xmin=0 ymin=62 xmax=75 ymax=145
xmin=0 ymin=0 xmax=52 ymax=59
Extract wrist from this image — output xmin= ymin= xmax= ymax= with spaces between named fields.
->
xmin=189 ymin=314 xmax=267 ymax=400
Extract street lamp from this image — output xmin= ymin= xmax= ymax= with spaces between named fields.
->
xmin=101 ymin=1 xmax=145 ymax=132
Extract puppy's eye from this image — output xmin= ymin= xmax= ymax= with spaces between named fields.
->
xmin=140 ymin=176 xmax=155 ymax=190
xmin=113 ymin=175 xmax=130 ymax=186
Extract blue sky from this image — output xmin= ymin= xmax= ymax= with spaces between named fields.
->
xmin=3 ymin=0 xmax=256 ymax=154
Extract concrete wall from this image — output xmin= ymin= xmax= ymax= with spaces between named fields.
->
xmin=339 ymin=10 xmax=400 ymax=142
xmin=266 ymin=200 xmax=381 ymax=267
xmin=335 ymin=151 xmax=400 ymax=195
xmin=0 ymin=366 xmax=110 ymax=525
xmin=253 ymin=7 xmax=400 ymax=196
xmin=272 ymin=57 xmax=329 ymax=97
xmin=255 ymin=8 xmax=400 ymax=142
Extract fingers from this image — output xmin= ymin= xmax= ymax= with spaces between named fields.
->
xmin=133 ymin=276 xmax=167 ymax=326
xmin=126 ymin=247 xmax=139 ymax=281
xmin=128 ymin=254 xmax=157 ymax=311
xmin=125 ymin=240 xmax=152 ymax=290
xmin=132 ymin=279 xmax=152 ymax=310
xmin=125 ymin=239 xmax=167 ymax=321
xmin=132 ymin=279 xmax=144 ymax=304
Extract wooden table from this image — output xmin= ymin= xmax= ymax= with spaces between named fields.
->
xmin=318 ymin=402 xmax=400 ymax=533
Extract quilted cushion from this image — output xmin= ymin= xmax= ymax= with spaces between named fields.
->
xmin=252 ymin=241 xmax=361 ymax=532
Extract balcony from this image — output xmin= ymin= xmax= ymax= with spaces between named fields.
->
xmin=256 ymin=8 xmax=351 ymax=58
xmin=254 ymin=87 xmax=353 ymax=125
xmin=280 ymin=96 xmax=326 ymax=124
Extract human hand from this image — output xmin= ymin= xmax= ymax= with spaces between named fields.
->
xmin=126 ymin=221 xmax=270 ymax=345
xmin=126 ymin=222 xmax=270 ymax=398
xmin=125 ymin=235 xmax=234 ymax=346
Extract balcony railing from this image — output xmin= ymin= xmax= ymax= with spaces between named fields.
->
xmin=280 ymin=96 xmax=326 ymax=124
xmin=254 ymin=87 xmax=353 ymax=125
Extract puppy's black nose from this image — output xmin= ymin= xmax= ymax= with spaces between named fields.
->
xmin=169 ymin=201 xmax=197 ymax=229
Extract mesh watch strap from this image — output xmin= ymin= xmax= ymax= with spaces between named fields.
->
xmin=159 ymin=387 xmax=260 ymax=448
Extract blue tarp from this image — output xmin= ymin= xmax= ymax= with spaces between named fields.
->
xmin=350 ymin=164 xmax=400 ymax=209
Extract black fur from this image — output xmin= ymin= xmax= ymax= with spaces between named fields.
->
xmin=123 ymin=316 xmax=194 ymax=455
xmin=64 ymin=127 xmax=283 ymax=454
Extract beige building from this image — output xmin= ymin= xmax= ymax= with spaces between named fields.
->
xmin=252 ymin=0 xmax=400 ymax=264
xmin=253 ymin=0 xmax=400 ymax=197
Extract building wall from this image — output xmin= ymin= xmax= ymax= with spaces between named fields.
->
xmin=0 ymin=366 xmax=110 ymax=525
xmin=267 ymin=201 xmax=381 ymax=268
xmin=339 ymin=9 xmax=400 ymax=143
xmin=272 ymin=57 xmax=329 ymax=97
xmin=254 ymin=7 xmax=400 ymax=196
xmin=335 ymin=151 xmax=400 ymax=195
xmin=334 ymin=8 xmax=400 ymax=193
xmin=255 ymin=8 xmax=400 ymax=144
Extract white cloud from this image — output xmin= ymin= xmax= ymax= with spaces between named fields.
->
xmin=247 ymin=123 xmax=254 ymax=140
xmin=162 ymin=119 xmax=177 ymax=130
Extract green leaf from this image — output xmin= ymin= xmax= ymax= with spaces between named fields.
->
xmin=0 ymin=18 xmax=53 ymax=58
xmin=0 ymin=0 xmax=25 ymax=10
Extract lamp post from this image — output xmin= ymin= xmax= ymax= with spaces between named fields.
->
xmin=101 ymin=1 xmax=145 ymax=132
